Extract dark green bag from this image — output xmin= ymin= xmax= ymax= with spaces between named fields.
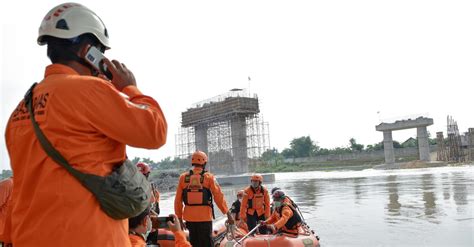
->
xmin=25 ymin=83 xmax=151 ymax=220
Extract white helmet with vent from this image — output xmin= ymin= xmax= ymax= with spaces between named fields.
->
xmin=37 ymin=3 xmax=110 ymax=49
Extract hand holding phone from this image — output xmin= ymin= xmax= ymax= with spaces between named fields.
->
xmin=82 ymin=46 xmax=136 ymax=91
xmin=167 ymin=214 xmax=184 ymax=233
xmin=155 ymin=216 xmax=174 ymax=229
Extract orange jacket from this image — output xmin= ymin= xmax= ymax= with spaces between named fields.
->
xmin=0 ymin=178 xmax=13 ymax=235
xmin=5 ymin=64 xmax=167 ymax=247
xmin=174 ymin=167 xmax=229 ymax=222
xmin=129 ymin=234 xmax=146 ymax=247
xmin=240 ymin=185 xmax=270 ymax=220
xmin=265 ymin=198 xmax=298 ymax=234
xmin=172 ymin=229 xmax=192 ymax=247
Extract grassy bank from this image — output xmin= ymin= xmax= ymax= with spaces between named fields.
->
xmin=251 ymin=157 xmax=400 ymax=173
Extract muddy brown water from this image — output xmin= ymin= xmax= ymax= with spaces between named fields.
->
xmin=158 ymin=165 xmax=473 ymax=246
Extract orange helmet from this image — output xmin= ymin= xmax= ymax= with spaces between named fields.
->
xmin=136 ymin=162 xmax=151 ymax=175
xmin=237 ymin=190 xmax=245 ymax=197
xmin=191 ymin=150 xmax=208 ymax=165
xmin=250 ymin=174 xmax=263 ymax=183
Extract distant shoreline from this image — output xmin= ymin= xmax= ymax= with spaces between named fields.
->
xmin=150 ymin=160 xmax=473 ymax=192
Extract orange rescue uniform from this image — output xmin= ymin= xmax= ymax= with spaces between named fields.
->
xmin=174 ymin=167 xmax=229 ymax=222
xmin=5 ymin=64 xmax=167 ymax=247
xmin=240 ymin=186 xmax=271 ymax=221
xmin=129 ymin=234 xmax=146 ymax=247
xmin=129 ymin=231 xmax=190 ymax=247
xmin=265 ymin=197 xmax=300 ymax=235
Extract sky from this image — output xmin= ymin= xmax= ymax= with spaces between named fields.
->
xmin=1 ymin=0 xmax=473 ymax=171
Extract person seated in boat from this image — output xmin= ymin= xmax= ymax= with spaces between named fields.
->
xmin=260 ymin=190 xmax=303 ymax=236
xmin=240 ymin=174 xmax=271 ymax=234
xmin=231 ymin=190 xmax=244 ymax=221
xmin=129 ymin=207 xmax=191 ymax=247
xmin=270 ymin=187 xmax=299 ymax=214
xmin=270 ymin=187 xmax=280 ymax=213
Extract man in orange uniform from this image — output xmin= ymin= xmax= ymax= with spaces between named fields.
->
xmin=129 ymin=210 xmax=190 ymax=247
xmin=4 ymin=3 xmax=167 ymax=246
xmin=261 ymin=190 xmax=303 ymax=236
xmin=240 ymin=174 xmax=271 ymax=233
xmin=174 ymin=150 xmax=234 ymax=247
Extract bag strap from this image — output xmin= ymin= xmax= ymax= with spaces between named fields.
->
xmin=24 ymin=83 xmax=86 ymax=182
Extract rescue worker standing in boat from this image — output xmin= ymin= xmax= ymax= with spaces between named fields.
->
xmin=174 ymin=150 xmax=234 ymax=247
xmin=261 ymin=190 xmax=303 ymax=236
xmin=240 ymin=174 xmax=271 ymax=233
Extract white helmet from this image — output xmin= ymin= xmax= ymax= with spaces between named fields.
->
xmin=38 ymin=3 xmax=110 ymax=49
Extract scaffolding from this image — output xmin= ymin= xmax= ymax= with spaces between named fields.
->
xmin=176 ymin=89 xmax=270 ymax=174
xmin=446 ymin=116 xmax=465 ymax=162
xmin=436 ymin=132 xmax=447 ymax=161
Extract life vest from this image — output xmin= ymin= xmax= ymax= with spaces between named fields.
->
xmin=276 ymin=199 xmax=303 ymax=231
xmin=247 ymin=186 xmax=267 ymax=213
xmin=182 ymin=170 xmax=213 ymax=208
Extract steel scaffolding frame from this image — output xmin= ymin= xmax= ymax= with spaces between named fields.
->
xmin=176 ymin=90 xmax=270 ymax=174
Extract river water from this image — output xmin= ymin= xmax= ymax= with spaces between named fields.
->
xmin=158 ymin=165 xmax=474 ymax=247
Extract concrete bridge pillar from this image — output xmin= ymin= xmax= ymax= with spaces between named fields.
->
xmin=383 ymin=131 xmax=395 ymax=164
xmin=231 ymin=116 xmax=248 ymax=173
xmin=195 ymin=125 xmax=208 ymax=154
xmin=417 ymin=126 xmax=430 ymax=161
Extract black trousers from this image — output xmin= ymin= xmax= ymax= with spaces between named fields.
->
xmin=246 ymin=212 xmax=266 ymax=234
xmin=186 ymin=221 xmax=213 ymax=247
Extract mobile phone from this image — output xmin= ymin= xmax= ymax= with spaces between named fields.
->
xmin=83 ymin=46 xmax=113 ymax=79
xmin=156 ymin=216 xmax=174 ymax=228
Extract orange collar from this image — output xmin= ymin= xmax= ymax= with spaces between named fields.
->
xmin=44 ymin=64 xmax=79 ymax=78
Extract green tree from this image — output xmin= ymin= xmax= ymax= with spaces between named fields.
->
xmin=289 ymin=136 xmax=319 ymax=158
xmin=393 ymin=141 xmax=402 ymax=148
xmin=131 ymin=157 xmax=140 ymax=164
xmin=349 ymin=138 xmax=364 ymax=151
xmin=261 ymin=148 xmax=284 ymax=165
xmin=261 ymin=148 xmax=278 ymax=161
xmin=281 ymin=148 xmax=295 ymax=159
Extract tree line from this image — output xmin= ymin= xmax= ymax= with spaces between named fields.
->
xmin=264 ymin=135 xmax=437 ymax=160
xmin=1 ymin=135 xmax=437 ymax=178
